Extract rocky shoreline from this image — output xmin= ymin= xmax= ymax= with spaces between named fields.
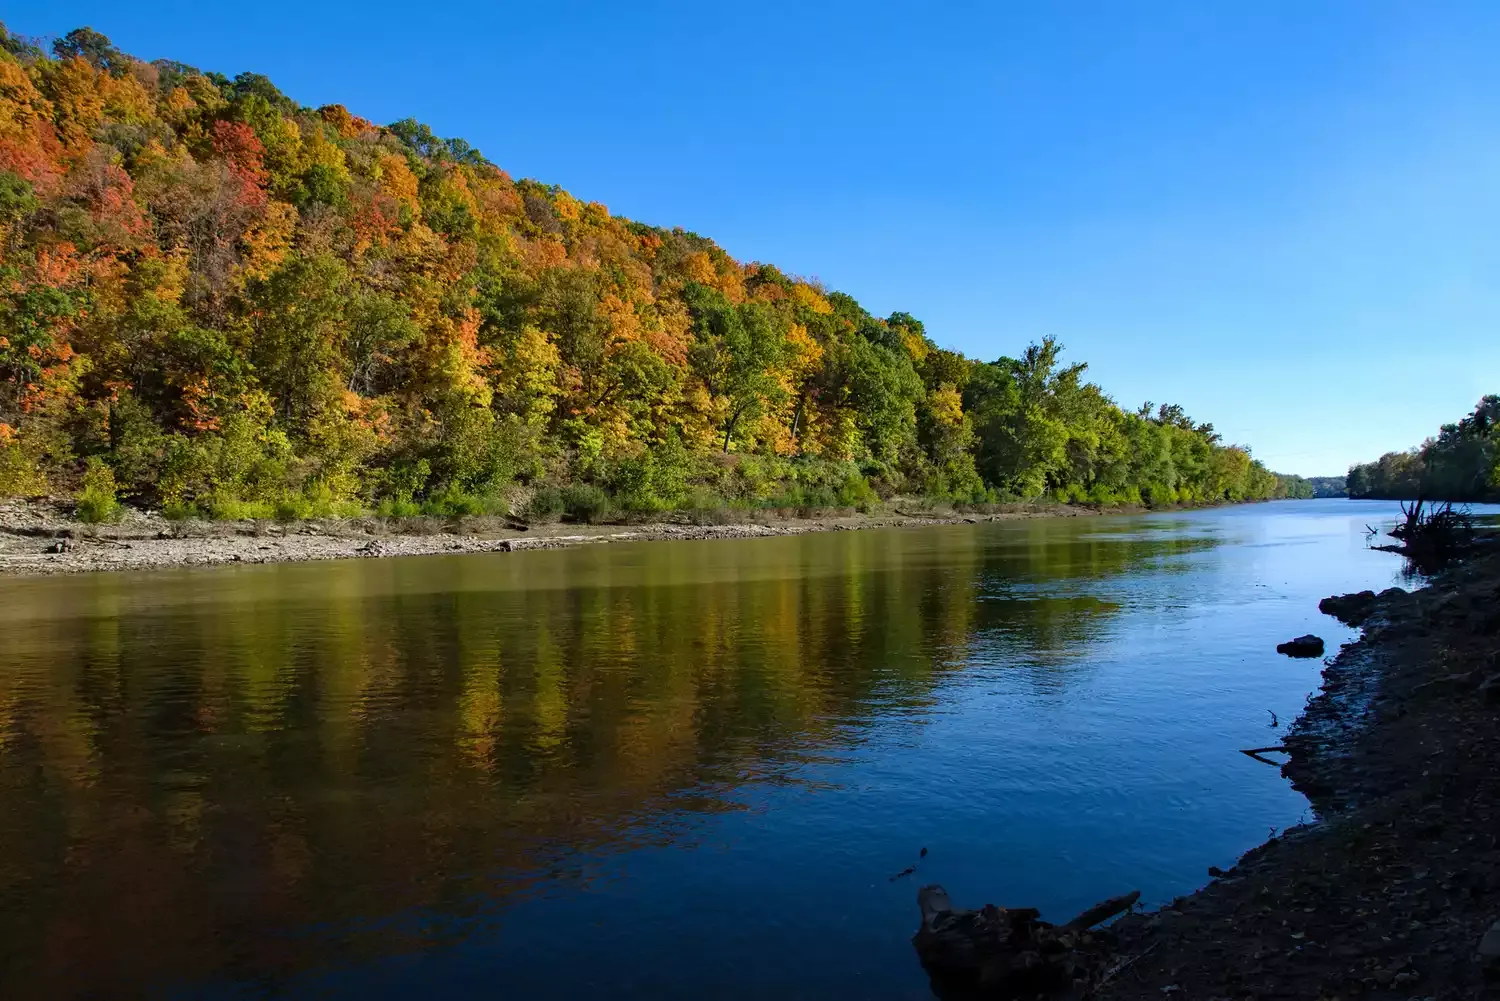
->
xmin=0 ymin=498 xmax=1102 ymax=577
xmin=1096 ymin=542 xmax=1500 ymax=1000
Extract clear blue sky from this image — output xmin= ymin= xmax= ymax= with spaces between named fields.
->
xmin=10 ymin=1 xmax=1500 ymax=475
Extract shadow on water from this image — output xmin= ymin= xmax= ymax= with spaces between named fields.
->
xmin=0 ymin=506 xmax=1379 ymax=998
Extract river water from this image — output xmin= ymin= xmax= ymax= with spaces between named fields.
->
xmin=0 ymin=500 xmax=1432 ymax=998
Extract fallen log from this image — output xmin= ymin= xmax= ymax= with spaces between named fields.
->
xmin=1062 ymin=890 xmax=1141 ymax=932
xmin=1240 ymin=745 xmax=1289 ymax=766
xmin=913 ymin=884 xmax=1139 ymax=999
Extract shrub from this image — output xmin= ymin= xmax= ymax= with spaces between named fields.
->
xmin=161 ymin=500 xmax=199 ymax=521
xmin=76 ymin=457 xmax=121 ymax=523
xmin=562 ymin=483 xmax=612 ymax=523
xmin=200 ymin=492 xmax=275 ymax=521
xmin=527 ymin=486 xmax=566 ymax=522
xmin=0 ymin=435 xmax=46 ymax=497
xmin=376 ymin=498 xmax=423 ymax=518
xmin=104 ymin=393 xmax=167 ymax=494
xmin=375 ymin=458 xmax=431 ymax=507
xmin=424 ymin=489 xmax=483 ymax=516
xmin=835 ymin=471 xmax=878 ymax=510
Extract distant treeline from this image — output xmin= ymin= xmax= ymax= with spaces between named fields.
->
xmin=1274 ymin=474 xmax=1347 ymax=499
xmin=0 ymin=26 xmax=1304 ymax=522
xmin=1347 ymin=396 xmax=1500 ymax=502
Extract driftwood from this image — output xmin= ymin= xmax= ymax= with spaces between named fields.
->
xmin=1379 ymin=498 xmax=1476 ymax=572
xmin=1240 ymin=746 xmax=1289 ymax=766
xmin=913 ymin=885 xmax=1139 ymax=999
xmin=1062 ymin=891 xmax=1141 ymax=931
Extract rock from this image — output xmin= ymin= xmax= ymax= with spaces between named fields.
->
xmin=1318 ymin=590 xmax=1378 ymax=626
xmin=46 ymin=538 xmax=72 ymax=554
xmin=912 ymin=885 xmax=1137 ymax=997
xmin=1479 ymin=918 xmax=1500 ymax=959
xmin=1208 ymin=866 xmax=1225 ymax=878
xmin=1276 ymin=634 xmax=1326 ymax=658
xmin=1478 ymin=675 xmax=1500 ymax=706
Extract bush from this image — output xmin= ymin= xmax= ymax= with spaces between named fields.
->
xmin=374 ymin=458 xmax=431 ymax=506
xmin=376 ymin=498 xmax=423 ymax=518
xmin=562 ymin=483 xmax=612 ymax=523
xmin=0 ymin=436 xmax=46 ymax=497
xmin=104 ymin=393 xmax=168 ymax=494
xmin=161 ymin=500 xmax=198 ymax=521
xmin=76 ymin=457 xmax=121 ymax=523
xmin=836 ymin=471 xmax=877 ymax=510
xmin=271 ymin=482 xmax=364 ymax=522
xmin=527 ymin=486 xmax=566 ymax=522
xmin=419 ymin=483 xmax=508 ymax=517
xmin=200 ymin=492 xmax=275 ymax=521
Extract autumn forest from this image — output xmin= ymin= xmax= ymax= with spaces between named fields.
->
xmin=0 ymin=26 xmax=1300 ymax=522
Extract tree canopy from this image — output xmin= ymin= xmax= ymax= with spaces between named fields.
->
xmin=1348 ymin=396 xmax=1500 ymax=502
xmin=0 ymin=25 xmax=1296 ymax=519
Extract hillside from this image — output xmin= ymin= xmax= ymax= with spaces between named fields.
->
xmin=0 ymin=26 xmax=1291 ymax=521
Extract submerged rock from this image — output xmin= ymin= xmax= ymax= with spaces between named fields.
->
xmin=1276 ymin=634 xmax=1325 ymax=658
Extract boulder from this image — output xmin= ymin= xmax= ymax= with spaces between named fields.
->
xmin=1276 ymin=634 xmax=1325 ymax=658
xmin=1318 ymin=590 xmax=1377 ymax=626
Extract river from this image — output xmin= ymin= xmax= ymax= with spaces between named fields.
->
xmin=0 ymin=499 xmax=1433 ymax=998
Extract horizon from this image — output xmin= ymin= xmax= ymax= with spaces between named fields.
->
xmin=9 ymin=2 xmax=1500 ymax=476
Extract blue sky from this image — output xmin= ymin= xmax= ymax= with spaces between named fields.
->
xmin=10 ymin=1 xmax=1500 ymax=475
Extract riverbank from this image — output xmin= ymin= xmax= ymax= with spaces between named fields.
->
xmin=0 ymin=497 xmax=1116 ymax=577
xmin=1098 ymin=542 xmax=1500 ymax=1000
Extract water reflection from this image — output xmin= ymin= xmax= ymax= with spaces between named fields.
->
xmin=0 ymin=507 xmax=1379 ymax=998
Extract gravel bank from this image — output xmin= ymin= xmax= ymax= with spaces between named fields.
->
xmin=0 ymin=499 xmax=1096 ymax=577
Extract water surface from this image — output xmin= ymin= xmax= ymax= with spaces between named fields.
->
xmin=0 ymin=500 xmax=1430 ymax=998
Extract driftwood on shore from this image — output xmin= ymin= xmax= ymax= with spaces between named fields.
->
xmin=913 ymin=884 xmax=1140 ymax=999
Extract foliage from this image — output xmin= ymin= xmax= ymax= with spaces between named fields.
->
xmin=1348 ymin=396 xmax=1500 ymax=502
xmin=1274 ymin=474 xmax=1315 ymax=499
xmin=1305 ymin=475 xmax=1347 ymax=498
xmin=0 ymin=26 xmax=1289 ymax=520
xmin=75 ymin=456 xmax=119 ymax=522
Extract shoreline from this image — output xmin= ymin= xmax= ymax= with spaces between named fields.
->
xmin=0 ymin=498 xmax=1128 ymax=577
xmin=1098 ymin=541 xmax=1500 ymax=999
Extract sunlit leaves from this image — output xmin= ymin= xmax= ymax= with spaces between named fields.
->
xmin=0 ymin=25 xmax=1285 ymax=512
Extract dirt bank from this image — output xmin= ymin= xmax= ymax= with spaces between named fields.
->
xmin=1098 ymin=544 xmax=1500 ymax=1000
xmin=0 ymin=498 xmax=1104 ymax=577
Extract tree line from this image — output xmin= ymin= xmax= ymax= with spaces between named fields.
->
xmin=1347 ymin=396 xmax=1500 ymax=502
xmin=0 ymin=26 xmax=1301 ymax=521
